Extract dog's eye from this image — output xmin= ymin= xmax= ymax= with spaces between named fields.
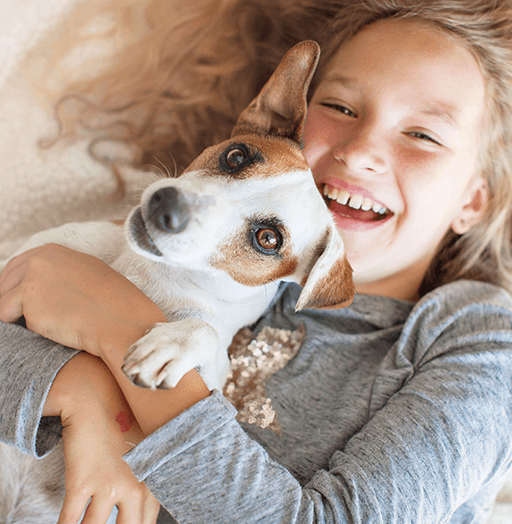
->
xmin=219 ymin=143 xmax=257 ymax=174
xmin=226 ymin=148 xmax=246 ymax=169
xmin=251 ymin=225 xmax=283 ymax=254
xmin=257 ymin=229 xmax=278 ymax=250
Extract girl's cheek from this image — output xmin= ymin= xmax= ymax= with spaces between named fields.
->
xmin=303 ymin=115 xmax=327 ymax=168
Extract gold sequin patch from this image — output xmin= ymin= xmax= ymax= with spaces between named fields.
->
xmin=223 ymin=325 xmax=305 ymax=434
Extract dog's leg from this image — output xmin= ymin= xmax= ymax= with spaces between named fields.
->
xmin=0 ymin=221 xmax=126 ymax=272
xmin=122 ymin=318 xmax=229 ymax=391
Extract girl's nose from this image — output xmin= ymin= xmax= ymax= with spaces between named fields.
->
xmin=332 ymin=124 xmax=387 ymax=175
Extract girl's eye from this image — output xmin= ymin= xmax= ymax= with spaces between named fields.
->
xmin=408 ymin=131 xmax=441 ymax=146
xmin=321 ymin=103 xmax=357 ymax=118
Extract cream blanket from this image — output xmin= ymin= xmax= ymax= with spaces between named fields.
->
xmin=0 ymin=0 xmax=149 ymax=260
xmin=0 ymin=1 xmax=511 ymax=521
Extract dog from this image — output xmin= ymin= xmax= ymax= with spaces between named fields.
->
xmin=0 ymin=40 xmax=353 ymax=392
xmin=0 ymin=40 xmax=354 ymax=522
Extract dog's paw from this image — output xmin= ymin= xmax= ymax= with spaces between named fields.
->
xmin=122 ymin=319 xmax=221 ymax=390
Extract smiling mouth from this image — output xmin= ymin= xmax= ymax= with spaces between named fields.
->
xmin=321 ymin=183 xmax=392 ymax=222
xmin=128 ymin=207 xmax=163 ymax=257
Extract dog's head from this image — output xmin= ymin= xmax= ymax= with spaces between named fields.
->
xmin=127 ymin=41 xmax=354 ymax=311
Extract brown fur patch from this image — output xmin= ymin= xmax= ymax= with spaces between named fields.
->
xmin=184 ymin=135 xmax=309 ymax=180
xmin=300 ymin=253 xmax=354 ymax=310
xmin=210 ymin=222 xmax=298 ymax=287
xmin=297 ymin=229 xmax=354 ymax=311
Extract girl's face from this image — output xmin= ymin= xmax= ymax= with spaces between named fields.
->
xmin=303 ymin=19 xmax=488 ymax=300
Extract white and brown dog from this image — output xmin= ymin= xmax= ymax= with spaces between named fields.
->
xmin=0 ymin=41 xmax=353 ymax=392
xmin=0 ymin=41 xmax=353 ymax=523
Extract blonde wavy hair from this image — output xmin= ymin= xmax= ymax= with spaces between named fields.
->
xmin=37 ymin=0 xmax=512 ymax=296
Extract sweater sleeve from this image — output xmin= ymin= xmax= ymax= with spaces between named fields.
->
xmin=123 ymin=287 xmax=512 ymax=524
xmin=0 ymin=320 xmax=79 ymax=457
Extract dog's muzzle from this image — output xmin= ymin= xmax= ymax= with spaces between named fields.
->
xmin=148 ymin=187 xmax=190 ymax=234
xmin=128 ymin=187 xmax=191 ymax=257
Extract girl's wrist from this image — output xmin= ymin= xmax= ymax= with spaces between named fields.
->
xmin=43 ymin=352 xmax=125 ymax=419
xmin=99 ymin=332 xmax=211 ymax=435
xmin=96 ymin=306 xmax=167 ymax=363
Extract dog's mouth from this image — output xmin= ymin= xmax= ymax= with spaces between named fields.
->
xmin=128 ymin=207 xmax=163 ymax=257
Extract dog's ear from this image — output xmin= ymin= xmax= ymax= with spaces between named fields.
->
xmin=296 ymin=227 xmax=354 ymax=311
xmin=231 ymin=40 xmax=320 ymax=144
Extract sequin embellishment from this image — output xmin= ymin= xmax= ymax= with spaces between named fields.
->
xmin=223 ymin=325 xmax=305 ymax=434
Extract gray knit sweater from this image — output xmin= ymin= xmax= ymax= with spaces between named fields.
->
xmin=1 ymin=279 xmax=512 ymax=523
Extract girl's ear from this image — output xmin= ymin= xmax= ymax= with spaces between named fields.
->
xmin=451 ymin=177 xmax=490 ymax=234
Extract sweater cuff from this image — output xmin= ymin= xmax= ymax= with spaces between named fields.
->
xmin=0 ymin=321 xmax=79 ymax=457
xmin=124 ymin=389 xmax=237 ymax=481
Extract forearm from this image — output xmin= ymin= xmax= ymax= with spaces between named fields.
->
xmin=124 ymin=390 xmax=306 ymax=524
xmin=99 ymin=327 xmax=211 ymax=436
xmin=0 ymin=243 xmax=210 ymax=436
xmin=44 ymin=349 xmax=161 ymax=524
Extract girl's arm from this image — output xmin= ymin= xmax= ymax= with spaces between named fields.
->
xmin=0 ymin=318 xmax=163 ymax=524
xmin=3 ymin=245 xmax=512 ymax=523
xmin=44 ymin=352 xmax=161 ymax=524
xmin=0 ymin=243 xmax=211 ymax=435
xmin=120 ymin=314 xmax=512 ymax=524
xmin=0 ymin=245 xmax=201 ymax=523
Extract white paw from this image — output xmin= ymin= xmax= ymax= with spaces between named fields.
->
xmin=122 ymin=319 xmax=222 ymax=390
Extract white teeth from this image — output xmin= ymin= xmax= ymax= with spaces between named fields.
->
xmin=348 ymin=194 xmax=363 ymax=210
xmin=361 ymin=198 xmax=373 ymax=211
xmin=323 ymin=183 xmax=390 ymax=216
xmin=336 ymin=190 xmax=350 ymax=206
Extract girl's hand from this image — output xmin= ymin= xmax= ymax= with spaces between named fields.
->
xmin=59 ymin=406 xmax=160 ymax=524
xmin=46 ymin=352 xmax=161 ymax=524
xmin=0 ymin=244 xmax=167 ymax=359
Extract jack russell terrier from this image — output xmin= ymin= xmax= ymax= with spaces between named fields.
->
xmin=0 ymin=40 xmax=354 ymax=524
xmin=0 ymin=40 xmax=353 ymax=394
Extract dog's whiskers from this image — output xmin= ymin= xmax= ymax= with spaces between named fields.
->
xmin=150 ymin=154 xmax=174 ymax=178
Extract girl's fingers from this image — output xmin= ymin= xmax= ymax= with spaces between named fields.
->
xmin=142 ymin=498 xmax=162 ymax=524
xmin=0 ymin=256 xmax=27 ymax=295
xmin=0 ymin=284 xmax=23 ymax=323
xmin=116 ymin=497 xmax=161 ymax=524
xmin=0 ymin=250 xmax=43 ymax=322
xmin=57 ymin=492 xmax=91 ymax=524
xmin=80 ymin=496 xmax=117 ymax=524
xmin=0 ymin=246 xmax=43 ymax=284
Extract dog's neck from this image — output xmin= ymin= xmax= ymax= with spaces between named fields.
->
xmin=113 ymin=249 xmax=280 ymax=341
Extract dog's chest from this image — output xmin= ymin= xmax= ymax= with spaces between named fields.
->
xmin=110 ymin=248 xmax=274 ymax=348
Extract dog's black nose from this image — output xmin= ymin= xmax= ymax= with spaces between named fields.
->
xmin=147 ymin=187 xmax=189 ymax=233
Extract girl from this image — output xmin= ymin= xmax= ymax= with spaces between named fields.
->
xmin=1 ymin=0 xmax=512 ymax=523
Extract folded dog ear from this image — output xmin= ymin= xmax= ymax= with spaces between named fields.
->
xmin=296 ymin=227 xmax=355 ymax=312
xmin=231 ymin=40 xmax=320 ymax=144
